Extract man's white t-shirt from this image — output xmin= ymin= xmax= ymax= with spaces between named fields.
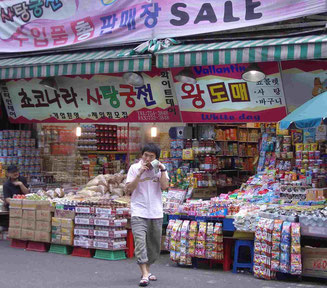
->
xmin=126 ymin=161 xmax=167 ymax=219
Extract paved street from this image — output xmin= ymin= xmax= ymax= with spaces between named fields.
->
xmin=0 ymin=241 xmax=325 ymax=288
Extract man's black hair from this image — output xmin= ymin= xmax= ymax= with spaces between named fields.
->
xmin=141 ymin=143 xmax=161 ymax=159
xmin=7 ymin=165 xmax=18 ymax=173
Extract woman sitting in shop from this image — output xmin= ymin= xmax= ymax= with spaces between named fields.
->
xmin=3 ymin=165 xmax=29 ymax=207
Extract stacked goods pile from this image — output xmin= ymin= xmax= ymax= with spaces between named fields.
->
xmin=166 ymin=220 xmax=224 ymax=265
xmin=8 ymin=196 xmax=53 ymax=242
xmin=74 ymin=200 xmax=129 ymax=250
xmin=51 ymin=204 xmax=75 ymax=246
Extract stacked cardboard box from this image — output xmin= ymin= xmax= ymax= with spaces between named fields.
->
xmin=8 ymin=199 xmax=52 ymax=242
xmin=51 ymin=208 xmax=75 ymax=245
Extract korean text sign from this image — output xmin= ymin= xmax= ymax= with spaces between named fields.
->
xmin=0 ymin=0 xmax=325 ymax=52
xmin=1 ymin=70 xmax=181 ymax=123
xmin=171 ymin=62 xmax=287 ymax=123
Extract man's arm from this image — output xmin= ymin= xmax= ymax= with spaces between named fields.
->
xmin=125 ymin=164 xmax=148 ymax=195
xmin=5 ymin=198 xmax=11 ymax=206
xmin=12 ymin=181 xmax=29 ymax=194
xmin=159 ymin=163 xmax=169 ymax=191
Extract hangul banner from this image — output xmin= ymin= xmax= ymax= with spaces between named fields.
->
xmin=0 ymin=0 xmax=325 ymax=52
xmin=1 ymin=69 xmax=181 ymax=123
xmin=171 ymin=62 xmax=287 ymax=123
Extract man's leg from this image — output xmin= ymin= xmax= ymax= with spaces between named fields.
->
xmin=131 ymin=217 xmax=150 ymax=278
xmin=146 ymin=218 xmax=163 ymax=278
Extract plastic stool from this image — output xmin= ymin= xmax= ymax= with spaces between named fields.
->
xmin=126 ymin=229 xmax=134 ymax=258
xmin=232 ymin=240 xmax=254 ymax=273
xmin=10 ymin=239 xmax=28 ymax=249
xmin=72 ymin=247 xmax=94 ymax=258
xmin=26 ymin=241 xmax=49 ymax=252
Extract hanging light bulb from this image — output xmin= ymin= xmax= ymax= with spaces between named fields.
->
xmin=241 ymin=63 xmax=266 ymax=82
xmin=76 ymin=125 xmax=82 ymax=137
xmin=150 ymin=124 xmax=157 ymax=138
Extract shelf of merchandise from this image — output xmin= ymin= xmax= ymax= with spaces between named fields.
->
xmin=79 ymin=151 xmax=139 ymax=155
xmin=239 ymin=141 xmax=259 ymax=143
xmin=215 ymin=140 xmax=238 ymax=142
xmin=216 ymin=155 xmax=238 ymax=157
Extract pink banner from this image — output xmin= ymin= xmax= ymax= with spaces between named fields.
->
xmin=172 ymin=62 xmax=287 ymax=123
xmin=0 ymin=0 xmax=325 ymax=52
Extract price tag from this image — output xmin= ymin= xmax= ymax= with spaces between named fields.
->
xmin=94 ymin=219 xmax=110 ymax=226
xmin=75 ymin=217 xmax=90 ymax=225
xmin=94 ymin=230 xmax=109 ymax=237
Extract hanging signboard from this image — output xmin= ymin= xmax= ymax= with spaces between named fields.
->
xmin=281 ymin=60 xmax=327 ymax=112
xmin=1 ymin=70 xmax=181 ymax=123
xmin=171 ymin=62 xmax=287 ymax=123
xmin=0 ymin=0 xmax=325 ymax=52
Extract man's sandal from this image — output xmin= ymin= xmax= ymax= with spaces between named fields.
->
xmin=148 ymin=274 xmax=157 ymax=281
xmin=139 ymin=277 xmax=150 ymax=287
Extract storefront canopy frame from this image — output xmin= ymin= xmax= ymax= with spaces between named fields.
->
xmin=0 ymin=49 xmax=152 ymax=80
xmin=155 ymin=35 xmax=327 ymax=68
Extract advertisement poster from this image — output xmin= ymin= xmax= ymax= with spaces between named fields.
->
xmin=171 ymin=62 xmax=287 ymax=123
xmin=1 ymin=70 xmax=181 ymax=123
xmin=281 ymin=60 xmax=327 ymax=112
xmin=0 ymin=0 xmax=325 ymax=52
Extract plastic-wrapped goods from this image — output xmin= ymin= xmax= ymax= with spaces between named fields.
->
xmin=290 ymin=223 xmax=302 ymax=275
xmin=195 ymin=222 xmax=206 ymax=258
xmin=165 ymin=220 xmax=175 ymax=251
xmin=179 ymin=220 xmax=191 ymax=266
xmin=214 ymin=223 xmax=224 ymax=260
xmin=188 ymin=221 xmax=198 ymax=257
xmin=170 ymin=220 xmax=183 ymax=262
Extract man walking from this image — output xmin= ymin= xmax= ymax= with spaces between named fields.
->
xmin=126 ymin=143 xmax=169 ymax=287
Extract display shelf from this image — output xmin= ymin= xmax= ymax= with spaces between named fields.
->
xmin=216 ymin=155 xmax=238 ymax=157
xmin=215 ymin=140 xmax=238 ymax=142
xmin=239 ymin=141 xmax=259 ymax=143
xmin=219 ymin=169 xmax=239 ymax=172
xmin=239 ymin=127 xmax=261 ymax=129
xmin=79 ymin=151 xmax=139 ymax=155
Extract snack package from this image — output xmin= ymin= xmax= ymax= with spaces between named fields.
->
xmin=271 ymin=260 xmax=280 ymax=272
xmin=290 ymin=254 xmax=302 ymax=275
xmin=291 ymin=244 xmax=301 ymax=254
xmin=281 ymin=222 xmax=291 ymax=243
xmin=188 ymin=221 xmax=198 ymax=240
xmin=197 ymin=222 xmax=207 ymax=241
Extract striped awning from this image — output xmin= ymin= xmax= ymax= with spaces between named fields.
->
xmin=156 ymin=35 xmax=327 ymax=68
xmin=0 ymin=49 xmax=152 ymax=80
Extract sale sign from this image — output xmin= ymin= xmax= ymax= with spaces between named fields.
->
xmin=1 ymin=70 xmax=181 ymax=123
xmin=171 ymin=62 xmax=287 ymax=123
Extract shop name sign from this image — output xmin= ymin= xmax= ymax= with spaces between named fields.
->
xmin=171 ymin=62 xmax=287 ymax=123
xmin=0 ymin=0 xmax=325 ymax=52
xmin=1 ymin=71 xmax=181 ymax=123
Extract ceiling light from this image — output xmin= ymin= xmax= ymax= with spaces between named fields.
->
xmin=76 ymin=125 xmax=82 ymax=137
xmin=175 ymin=68 xmax=197 ymax=84
xmin=123 ymin=72 xmax=144 ymax=87
xmin=151 ymin=124 xmax=157 ymax=138
xmin=242 ymin=63 xmax=266 ymax=82
xmin=39 ymin=77 xmax=58 ymax=90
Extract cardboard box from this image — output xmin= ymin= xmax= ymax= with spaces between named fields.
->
xmin=61 ymin=235 xmax=73 ymax=245
xmin=302 ymin=247 xmax=327 ymax=278
xmin=34 ymin=231 xmax=51 ymax=243
xmin=61 ymin=218 xmax=74 ymax=228
xmin=9 ymin=218 xmax=22 ymax=228
xmin=10 ymin=208 xmax=22 ymax=218
xmin=36 ymin=210 xmax=52 ymax=222
xmin=21 ymin=229 xmax=35 ymax=241
xmin=35 ymin=200 xmax=52 ymax=211
xmin=55 ymin=209 xmax=75 ymax=219
xmin=22 ymin=219 xmax=36 ymax=230
xmin=8 ymin=228 xmax=21 ymax=239
xmin=22 ymin=199 xmax=37 ymax=210
xmin=22 ymin=209 xmax=36 ymax=221
xmin=36 ymin=221 xmax=51 ymax=232
xmin=52 ymin=217 xmax=61 ymax=227
xmin=51 ymin=234 xmax=61 ymax=244
xmin=9 ymin=199 xmax=22 ymax=208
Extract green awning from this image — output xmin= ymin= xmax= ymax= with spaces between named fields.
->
xmin=0 ymin=49 xmax=152 ymax=80
xmin=156 ymin=35 xmax=327 ymax=68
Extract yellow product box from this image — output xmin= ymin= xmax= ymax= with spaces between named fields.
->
xmin=161 ymin=150 xmax=170 ymax=159
xmin=276 ymin=123 xmax=289 ymax=136
xmin=52 ymin=217 xmax=62 ymax=227
xmin=36 ymin=221 xmax=51 ymax=232
xmin=9 ymin=218 xmax=22 ymax=228
xmin=8 ymin=227 xmax=21 ymax=239
xmin=10 ymin=208 xmax=22 ymax=218
xmin=9 ymin=199 xmax=22 ymax=209
xmin=22 ymin=209 xmax=36 ymax=221
xmin=21 ymin=229 xmax=35 ymax=241
xmin=311 ymin=143 xmax=318 ymax=151
xmin=182 ymin=149 xmax=194 ymax=160
xmin=22 ymin=219 xmax=36 ymax=230
xmin=36 ymin=210 xmax=52 ymax=222
xmin=295 ymin=143 xmax=303 ymax=151
xmin=60 ymin=227 xmax=74 ymax=236
xmin=22 ymin=199 xmax=37 ymax=210
xmin=34 ymin=231 xmax=51 ymax=243
xmin=61 ymin=218 xmax=74 ymax=228
xmin=60 ymin=235 xmax=74 ymax=245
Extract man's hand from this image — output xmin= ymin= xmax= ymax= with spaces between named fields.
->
xmin=158 ymin=162 xmax=166 ymax=171
xmin=138 ymin=164 xmax=149 ymax=177
xmin=12 ymin=181 xmax=23 ymax=186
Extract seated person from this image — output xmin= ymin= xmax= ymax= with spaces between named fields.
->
xmin=3 ymin=165 xmax=29 ymax=208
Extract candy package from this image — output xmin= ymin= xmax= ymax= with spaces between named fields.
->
xmin=281 ymin=222 xmax=291 ymax=243
xmin=291 ymin=244 xmax=301 ymax=254
xmin=271 ymin=260 xmax=280 ymax=272
xmin=197 ymin=222 xmax=207 ymax=241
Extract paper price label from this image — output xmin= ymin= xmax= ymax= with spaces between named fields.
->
xmin=75 ymin=218 xmax=91 ymax=225
xmin=94 ymin=219 xmax=110 ymax=226
xmin=94 ymin=230 xmax=109 ymax=237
